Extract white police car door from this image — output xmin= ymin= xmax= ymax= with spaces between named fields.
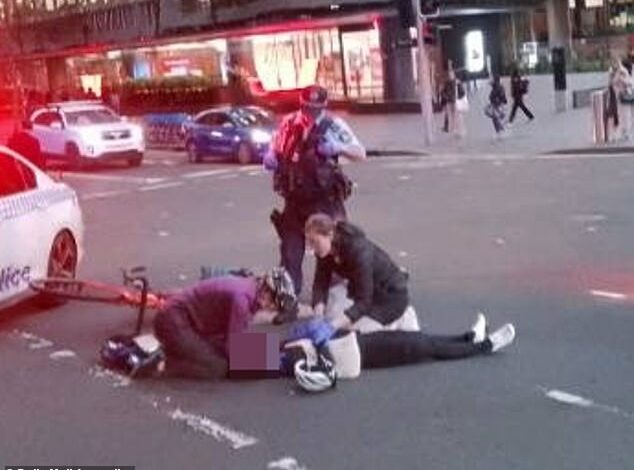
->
xmin=0 ymin=151 xmax=45 ymax=303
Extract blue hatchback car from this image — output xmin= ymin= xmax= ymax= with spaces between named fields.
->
xmin=183 ymin=106 xmax=276 ymax=164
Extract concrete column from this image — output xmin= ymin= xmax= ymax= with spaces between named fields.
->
xmin=546 ymin=0 xmax=571 ymax=51
xmin=546 ymin=0 xmax=571 ymax=112
xmin=379 ymin=16 xmax=417 ymax=102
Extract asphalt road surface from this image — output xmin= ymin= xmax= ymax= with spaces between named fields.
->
xmin=1 ymin=149 xmax=634 ymax=469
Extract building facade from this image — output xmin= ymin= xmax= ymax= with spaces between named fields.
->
xmin=0 ymin=0 xmax=629 ymax=106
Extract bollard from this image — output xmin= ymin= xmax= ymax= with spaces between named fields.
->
xmin=591 ymin=90 xmax=606 ymax=144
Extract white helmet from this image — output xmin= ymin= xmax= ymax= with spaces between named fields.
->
xmin=294 ymin=351 xmax=337 ymax=393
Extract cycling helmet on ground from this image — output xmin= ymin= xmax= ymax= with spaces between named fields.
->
xmin=293 ymin=348 xmax=337 ymax=393
xmin=100 ymin=334 xmax=165 ymax=378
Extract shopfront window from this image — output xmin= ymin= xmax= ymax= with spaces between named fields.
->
xmin=65 ymin=39 xmax=228 ymax=97
xmin=239 ymin=28 xmax=345 ymax=98
xmin=341 ymin=28 xmax=383 ymax=100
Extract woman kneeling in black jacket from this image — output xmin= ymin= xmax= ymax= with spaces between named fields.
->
xmin=306 ymin=213 xmax=421 ymax=332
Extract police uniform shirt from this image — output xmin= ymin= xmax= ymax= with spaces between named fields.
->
xmin=272 ymin=112 xmax=362 ymax=158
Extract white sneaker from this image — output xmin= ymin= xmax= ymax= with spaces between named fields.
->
xmin=471 ymin=312 xmax=487 ymax=343
xmin=488 ymin=323 xmax=516 ymax=352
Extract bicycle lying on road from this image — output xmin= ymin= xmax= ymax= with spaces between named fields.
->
xmin=30 ymin=266 xmax=162 ymax=335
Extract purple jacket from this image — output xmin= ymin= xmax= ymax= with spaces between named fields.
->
xmin=164 ymin=276 xmax=258 ymax=344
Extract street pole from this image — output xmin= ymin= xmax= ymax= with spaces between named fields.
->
xmin=414 ymin=1 xmax=434 ymax=146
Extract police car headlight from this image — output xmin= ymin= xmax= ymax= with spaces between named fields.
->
xmin=251 ymin=129 xmax=272 ymax=144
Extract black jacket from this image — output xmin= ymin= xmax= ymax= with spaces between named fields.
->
xmin=489 ymin=83 xmax=507 ymax=107
xmin=312 ymin=222 xmax=409 ymax=325
xmin=510 ymin=75 xmax=527 ymax=99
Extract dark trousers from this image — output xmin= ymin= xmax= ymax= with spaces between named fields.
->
xmin=358 ymin=331 xmax=491 ymax=369
xmin=278 ymin=200 xmax=346 ymax=294
xmin=154 ymin=305 xmax=228 ymax=380
xmin=491 ymin=114 xmax=504 ymax=133
xmin=509 ymin=98 xmax=534 ymax=122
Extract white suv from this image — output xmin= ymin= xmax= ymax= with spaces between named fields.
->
xmin=31 ymin=101 xmax=145 ymax=168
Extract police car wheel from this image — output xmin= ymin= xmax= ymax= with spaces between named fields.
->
xmin=36 ymin=230 xmax=78 ymax=308
xmin=186 ymin=141 xmax=201 ymax=163
xmin=236 ymin=142 xmax=252 ymax=165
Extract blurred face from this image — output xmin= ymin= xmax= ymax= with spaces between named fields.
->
xmin=306 ymin=229 xmax=334 ymax=258
xmin=257 ymin=287 xmax=277 ymax=311
xmin=299 ymin=103 xmax=324 ymax=124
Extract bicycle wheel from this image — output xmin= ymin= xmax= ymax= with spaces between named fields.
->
xmin=29 ymin=278 xmax=127 ymax=304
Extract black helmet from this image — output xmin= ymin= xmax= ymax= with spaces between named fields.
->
xmin=300 ymin=85 xmax=328 ymax=109
xmin=100 ymin=334 xmax=165 ymax=378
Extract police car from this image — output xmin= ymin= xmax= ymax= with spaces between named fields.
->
xmin=30 ymin=101 xmax=145 ymax=169
xmin=0 ymin=146 xmax=84 ymax=309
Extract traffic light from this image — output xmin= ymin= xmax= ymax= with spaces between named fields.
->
xmin=420 ymin=0 xmax=439 ymax=16
xmin=396 ymin=0 xmax=439 ymax=28
xmin=422 ymin=22 xmax=438 ymax=45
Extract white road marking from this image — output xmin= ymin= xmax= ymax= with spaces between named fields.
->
xmin=15 ymin=330 xmax=55 ymax=349
xmin=89 ymin=365 xmax=131 ymax=388
xmin=268 ymin=457 xmax=308 ymax=470
xmin=544 ymin=389 xmax=593 ymax=407
xmin=398 ymin=175 xmax=411 ymax=181
xmin=178 ymin=274 xmax=188 ymax=281
xmin=540 ymin=386 xmax=634 ymax=421
xmin=181 ymin=169 xmax=232 ymax=179
xmin=398 ymin=251 xmax=408 ymax=258
xmin=383 ymin=160 xmax=459 ymax=170
xmin=139 ymin=181 xmax=184 ymax=192
xmin=55 ymin=172 xmax=166 ymax=185
xmin=494 ymin=237 xmax=506 ymax=246
xmin=158 ymin=230 xmax=170 ymax=237
xmin=248 ymin=170 xmax=263 ymax=176
xmin=81 ymin=190 xmax=130 ymax=201
xmin=537 ymin=153 xmax=632 ymax=160
xmin=169 ymin=408 xmax=258 ymax=450
xmin=586 ymin=226 xmax=598 ymax=233
xmin=570 ymin=214 xmax=607 ymax=223
xmin=238 ymin=165 xmax=260 ymax=172
xmin=219 ymin=173 xmax=239 ymax=180
xmin=589 ymin=289 xmax=627 ymax=300
xmin=50 ymin=350 xmax=77 ymax=360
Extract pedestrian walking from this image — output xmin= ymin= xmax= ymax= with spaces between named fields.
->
xmin=485 ymin=75 xmax=507 ymax=138
xmin=509 ymin=68 xmax=534 ymax=123
xmin=608 ymin=57 xmax=634 ymax=141
xmin=441 ymin=69 xmax=467 ymax=138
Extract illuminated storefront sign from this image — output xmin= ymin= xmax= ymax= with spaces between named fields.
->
xmin=465 ymin=30 xmax=485 ymax=74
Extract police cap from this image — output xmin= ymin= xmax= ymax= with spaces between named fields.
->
xmin=300 ymin=85 xmax=328 ymax=108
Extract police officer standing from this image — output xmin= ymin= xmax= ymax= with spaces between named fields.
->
xmin=265 ymin=85 xmax=366 ymax=302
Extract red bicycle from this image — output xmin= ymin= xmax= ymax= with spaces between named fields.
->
xmin=30 ymin=266 xmax=165 ymax=335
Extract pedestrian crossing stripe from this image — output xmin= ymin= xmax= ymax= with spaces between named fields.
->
xmin=0 ymin=187 xmax=75 ymax=222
